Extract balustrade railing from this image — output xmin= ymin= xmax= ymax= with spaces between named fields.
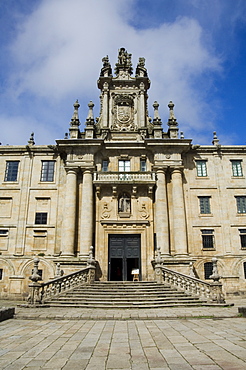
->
xmin=159 ymin=265 xmax=225 ymax=303
xmin=154 ymin=249 xmax=225 ymax=304
xmin=93 ymin=172 xmax=156 ymax=182
xmin=27 ymin=256 xmax=96 ymax=305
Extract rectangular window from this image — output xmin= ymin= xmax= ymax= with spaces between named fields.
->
xmin=102 ymin=160 xmax=108 ymax=172
xmin=239 ymin=229 xmax=246 ymax=249
xmin=41 ymin=161 xmax=55 ymax=182
xmin=236 ymin=196 xmax=246 ymax=214
xmin=0 ymin=229 xmax=8 ymax=235
xmin=202 ymin=229 xmax=214 ymax=249
xmin=199 ymin=196 xmax=211 ymax=214
xmin=204 ymin=262 xmax=213 ymax=279
xmin=244 ymin=262 xmax=246 ymax=279
xmin=140 ymin=159 xmax=147 ymax=172
xmin=35 ymin=212 xmax=47 ymax=224
xmin=0 ymin=268 xmax=3 ymax=280
xmin=4 ymin=161 xmax=19 ymax=181
xmin=231 ymin=160 xmax=243 ymax=177
xmin=119 ymin=160 xmax=130 ymax=172
xmin=196 ymin=160 xmax=207 ymax=177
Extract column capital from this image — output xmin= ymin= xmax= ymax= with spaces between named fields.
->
xmin=65 ymin=167 xmax=78 ymax=175
xmin=154 ymin=166 xmax=168 ymax=173
xmin=170 ymin=166 xmax=184 ymax=174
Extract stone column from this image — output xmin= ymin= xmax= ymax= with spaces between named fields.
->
xmin=61 ymin=169 xmax=77 ymax=256
xmin=171 ymin=167 xmax=188 ymax=255
xmin=155 ymin=169 xmax=170 ymax=256
xmin=80 ymin=170 xmax=93 ymax=258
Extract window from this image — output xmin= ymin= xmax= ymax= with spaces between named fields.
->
xmin=204 ymin=262 xmax=213 ymax=279
xmin=201 ymin=229 xmax=214 ymax=249
xmin=0 ymin=269 xmax=3 ymax=280
xmin=236 ymin=196 xmax=246 ymax=214
xmin=244 ymin=262 xmax=246 ymax=279
xmin=0 ymin=230 xmax=8 ymax=235
xmin=231 ymin=160 xmax=243 ymax=177
xmin=4 ymin=161 xmax=19 ymax=181
xmin=196 ymin=160 xmax=207 ymax=177
xmin=35 ymin=212 xmax=47 ymax=224
xmin=119 ymin=160 xmax=130 ymax=172
xmin=239 ymin=229 xmax=246 ymax=249
xmin=41 ymin=161 xmax=55 ymax=182
xmin=119 ymin=160 xmax=130 ymax=180
xmin=102 ymin=160 xmax=108 ymax=172
xmin=199 ymin=196 xmax=211 ymax=214
xmin=140 ymin=159 xmax=147 ymax=171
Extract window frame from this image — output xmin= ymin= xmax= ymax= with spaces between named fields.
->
xmin=4 ymin=161 xmax=19 ymax=182
xmin=102 ymin=160 xmax=108 ymax=172
xmin=196 ymin=160 xmax=207 ymax=177
xmin=0 ymin=268 xmax=3 ymax=280
xmin=40 ymin=160 xmax=55 ymax=182
xmin=118 ymin=159 xmax=130 ymax=172
xmin=199 ymin=196 xmax=211 ymax=214
xmin=231 ymin=160 xmax=243 ymax=177
xmin=140 ymin=159 xmax=147 ymax=172
xmin=236 ymin=196 xmax=246 ymax=214
xmin=239 ymin=229 xmax=246 ymax=249
xmin=204 ymin=262 xmax=213 ymax=279
xmin=35 ymin=212 xmax=48 ymax=225
xmin=201 ymin=229 xmax=215 ymax=249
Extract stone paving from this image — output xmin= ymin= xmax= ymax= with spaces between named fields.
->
xmin=0 ymin=297 xmax=246 ymax=369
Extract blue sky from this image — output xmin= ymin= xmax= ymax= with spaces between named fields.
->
xmin=0 ymin=0 xmax=246 ymax=145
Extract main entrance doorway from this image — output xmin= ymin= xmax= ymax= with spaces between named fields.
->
xmin=108 ymin=234 xmax=141 ymax=281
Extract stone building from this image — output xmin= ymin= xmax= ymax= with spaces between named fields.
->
xmin=0 ymin=48 xmax=246 ymax=299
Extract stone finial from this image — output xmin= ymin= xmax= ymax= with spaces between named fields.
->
xmin=167 ymin=101 xmax=179 ymax=139
xmin=87 ymin=246 xmax=96 ymax=266
xmin=212 ymin=131 xmax=220 ymax=146
xmin=29 ymin=257 xmax=42 ymax=282
xmin=189 ymin=262 xmax=195 ymax=278
xmin=168 ymin=101 xmax=177 ymax=124
xmin=209 ymin=257 xmax=221 ymax=282
xmin=180 ymin=131 xmax=184 ymax=139
xmin=54 ymin=263 xmax=64 ymax=279
xmin=28 ymin=132 xmax=35 ymax=146
xmin=86 ymin=101 xmax=95 ymax=125
xmin=70 ymin=100 xmax=80 ymax=127
xmin=155 ymin=246 xmax=163 ymax=264
xmin=64 ymin=132 xmax=68 ymax=139
xmin=153 ymin=101 xmax=162 ymax=125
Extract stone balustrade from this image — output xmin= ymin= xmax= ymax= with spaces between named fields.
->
xmin=157 ymin=265 xmax=225 ymax=303
xmin=27 ymin=257 xmax=96 ymax=305
xmin=93 ymin=172 xmax=156 ymax=183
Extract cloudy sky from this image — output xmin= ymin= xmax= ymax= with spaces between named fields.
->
xmin=0 ymin=0 xmax=246 ymax=146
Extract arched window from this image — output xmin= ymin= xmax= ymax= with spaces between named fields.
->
xmin=204 ymin=262 xmax=213 ymax=280
xmin=243 ymin=262 xmax=246 ymax=279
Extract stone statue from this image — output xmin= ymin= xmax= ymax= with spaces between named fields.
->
xmin=118 ymin=192 xmax=131 ymax=213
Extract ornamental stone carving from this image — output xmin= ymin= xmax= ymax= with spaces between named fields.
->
xmin=101 ymin=202 xmax=111 ymax=219
xmin=112 ymin=94 xmax=135 ymax=131
xmin=139 ymin=203 xmax=149 ymax=219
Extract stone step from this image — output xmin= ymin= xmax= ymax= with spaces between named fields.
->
xmin=44 ymin=281 xmax=208 ymax=308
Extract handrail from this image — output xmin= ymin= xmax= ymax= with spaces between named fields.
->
xmin=157 ymin=265 xmax=225 ymax=303
xmin=40 ymin=265 xmax=95 ymax=303
xmin=27 ymin=257 xmax=96 ymax=305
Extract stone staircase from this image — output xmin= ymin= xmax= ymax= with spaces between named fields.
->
xmin=43 ymin=281 xmax=211 ymax=309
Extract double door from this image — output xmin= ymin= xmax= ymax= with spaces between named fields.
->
xmin=108 ymin=234 xmax=141 ymax=281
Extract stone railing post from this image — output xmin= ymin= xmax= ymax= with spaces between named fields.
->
xmin=27 ymin=257 xmax=42 ymax=305
xmin=209 ymin=257 xmax=225 ymax=303
xmin=154 ymin=246 xmax=164 ymax=284
xmin=87 ymin=246 xmax=96 ymax=284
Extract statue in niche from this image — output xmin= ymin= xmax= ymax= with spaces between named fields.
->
xmin=118 ymin=192 xmax=131 ymax=213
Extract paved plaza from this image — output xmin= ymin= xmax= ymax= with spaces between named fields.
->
xmin=0 ymin=298 xmax=246 ymax=369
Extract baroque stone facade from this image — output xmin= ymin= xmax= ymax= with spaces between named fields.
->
xmin=0 ymin=48 xmax=246 ymax=298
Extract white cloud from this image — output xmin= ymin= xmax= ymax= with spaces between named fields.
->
xmin=2 ymin=0 xmax=227 ymax=145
